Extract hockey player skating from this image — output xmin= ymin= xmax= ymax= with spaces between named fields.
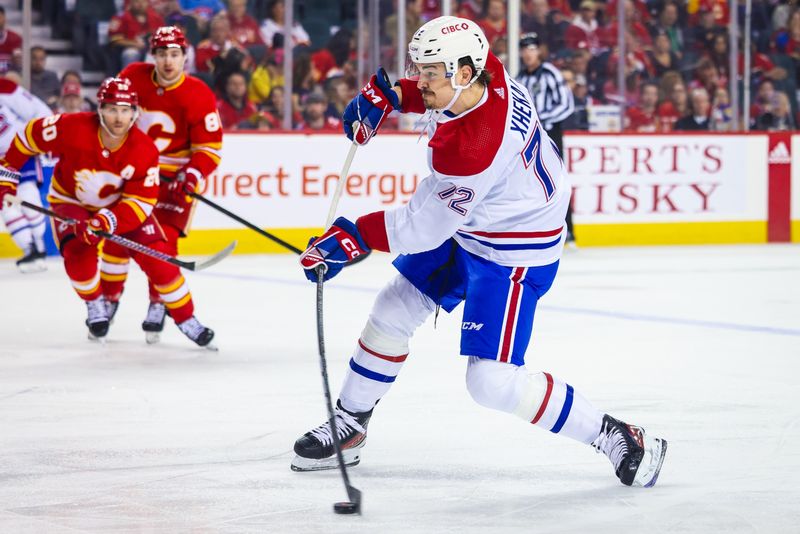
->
xmin=0 ymin=78 xmax=54 ymax=272
xmin=293 ymin=16 xmax=667 ymax=487
xmin=101 ymin=26 xmax=220 ymax=345
xmin=0 ymin=78 xmax=212 ymax=344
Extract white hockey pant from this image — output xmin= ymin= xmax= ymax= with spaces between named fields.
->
xmin=1 ymin=181 xmax=46 ymax=253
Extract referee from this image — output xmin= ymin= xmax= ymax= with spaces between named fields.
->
xmin=516 ymin=32 xmax=576 ymax=244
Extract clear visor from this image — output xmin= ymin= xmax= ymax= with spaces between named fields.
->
xmin=404 ymin=58 xmax=452 ymax=82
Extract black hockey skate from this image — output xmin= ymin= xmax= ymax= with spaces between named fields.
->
xmin=106 ymin=300 xmax=120 ymax=324
xmin=142 ymin=302 xmax=167 ymax=344
xmin=15 ymin=247 xmax=46 ymax=274
xmin=176 ymin=316 xmax=216 ymax=349
xmin=85 ymin=297 xmax=110 ymax=340
xmin=591 ymin=414 xmax=667 ymax=488
xmin=291 ymin=401 xmax=372 ymax=472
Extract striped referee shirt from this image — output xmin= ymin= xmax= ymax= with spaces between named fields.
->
xmin=516 ymin=62 xmax=574 ymax=131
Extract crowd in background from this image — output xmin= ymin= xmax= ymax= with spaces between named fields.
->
xmin=12 ymin=0 xmax=800 ymax=132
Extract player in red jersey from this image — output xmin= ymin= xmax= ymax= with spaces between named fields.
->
xmin=0 ymin=78 xmax=212 ymax=344
xmin=104 ymin=26 xmax=221 ymax=344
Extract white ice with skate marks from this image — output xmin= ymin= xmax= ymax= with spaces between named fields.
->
xmin=0 ymin=244 xmax=798 ymax=533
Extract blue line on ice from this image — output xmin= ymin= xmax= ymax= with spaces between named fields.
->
xmin=196 ymin=271 xmax=800 ymax=338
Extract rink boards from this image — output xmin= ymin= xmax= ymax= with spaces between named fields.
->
xmin=1 ymin=132 xmax=798 ymax=256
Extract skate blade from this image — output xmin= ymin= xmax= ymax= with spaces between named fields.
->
xmin=290 ymin=448 xmax=362 ymax=472
xmin=18 ymin=259 xmax=47 ymax=274
xmin=145 ymin=332 xmax=161 ymax=344
xmin=203 ymin=342 xmax=219 ymax=352
xmin=634 ymin=437 xmax=667 ymax=488
xmin=87 ymin=333 xmax=107 ymax=344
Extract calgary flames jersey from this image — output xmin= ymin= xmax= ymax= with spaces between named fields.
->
xmin=120 ymin=62 xmax=222 ymax=179
xmin=3 ymin=112 xmax=160 ymax=234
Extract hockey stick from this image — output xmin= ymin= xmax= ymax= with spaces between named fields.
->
xmin=315 ymin=142 xmax=362 ymax=515
xmin=161 ymin=176 xmax=303 ymax=255
xmin=10 ymin=198 xmax=236 ymax=271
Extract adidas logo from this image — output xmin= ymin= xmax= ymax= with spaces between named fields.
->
xmin=494 ymin=87 xmax=505 ymax=99
xmin=768 ymin=141 xmax=791 ymax=164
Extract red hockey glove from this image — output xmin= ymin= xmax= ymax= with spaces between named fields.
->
xmin=167 ymin=169 xmax=200 ymax=204
xmin=74 ymin=213 xmax=113 ymax=246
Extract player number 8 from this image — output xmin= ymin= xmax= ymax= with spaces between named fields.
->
xmin=204 ymin=111 xmax=221 ymax=132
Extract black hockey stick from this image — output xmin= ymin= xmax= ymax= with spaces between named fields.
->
xmin=316 ymin=142 xmax=362 ymax=515
xmin=162 ymin=176 xmax=303 ymax=255
xmin=12 ymin=198 xmax=236 ymax=271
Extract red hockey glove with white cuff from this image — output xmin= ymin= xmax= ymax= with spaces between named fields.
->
xmin=74 ymin=211 xmax=114 ymax=246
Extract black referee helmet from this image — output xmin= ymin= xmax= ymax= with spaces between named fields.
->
xmin=519 ymin=32 xmax=541 ymax=49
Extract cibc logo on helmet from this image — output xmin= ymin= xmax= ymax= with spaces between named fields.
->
xmin=441 ymin=22 xmax=470 ymax=34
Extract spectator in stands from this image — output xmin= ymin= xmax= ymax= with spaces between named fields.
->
xmin=708 ymin=32 xmax=729 ymax=85
xmin=754 ymin=91 xmax=796 ymax=131
xmin=386 ymin=0 xmax=423 ymax=50
xmin=57 ymin=81 xmax=84 ymax=114
xmin=562 ymin=72 xmax=591 ymax=130
xmin=656 ymin=72 xmax=688 ymax=131
xmin=648 ymin=29 xmax=680 ymax=78
xmin=217 ymin=70 xmax=257 ymax=129
xmin=739 ymin=40 xmax=787 ymax=87
xmin=521 ymin=0 xmax=550 ymax=43
xmin=625 ymin=80 xmax=659 ymax=132
xmin=255 ymin=85 xmax=301 ymax=129
xmin=160 ymin=1 xmax=202 ymax=44
xmin=311 ymin=29 xmax=351 ymax=85
xmin=565 ymin=0 xmax=602 ymax=54
xmin=545 ymin=7 xmax=571 ymax=53
xmin=227 ymin=0 xmax=264 ymax=48
xmin=674 ymin=87 xmax=710 ymax=130
xmin=687 ymin=6 xmax=723 ymax=53
xmin=689 ymin=57 xmax=723 ymax=99
xmin=73 ymin=0 xmax=117 ymax=71
xmin=297 ymin=92 xmax=340 ymax=131
xmin=478 ymin=0 xmax=508 ymax=48
xmin=30 ymin=46 xmax=60 ymax=108
xmin=109 ymin=0 xmax=165 ymax=68
xmin=709 ymin=86 xmax=733 ymax=131
xmin=248 ymin=49 xmax=284 ymax=104
xmin=259 ymin=0 xmax=310 ymax=49
xmin=0 ymin=7 xmax=22 ymax=74
xmin=325 ymin=76 xmax=354 ymax=121
xmin=650 ymin=1 xmax=683 ymax=55
xmin=601 ymin=0 xmax=652 ymax=50
xmin=60 ymin=70 xmax=97 ymax=111
xmin=196 ymin=13 xmax=250 ymax=79
xmin=291 ymin=52 xmax=316 ymax=114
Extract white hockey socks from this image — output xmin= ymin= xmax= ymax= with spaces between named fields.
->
xmin=339 ymin=320 xmax=410 ymax=414
xmin=339 ymin=275 xmax=434 ymax=414
xmin=466 ymin=357 xmax=602 ymax=444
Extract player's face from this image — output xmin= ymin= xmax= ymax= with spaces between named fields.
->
xmin=154 ymin=48 xmax=186 ymax=82
xmin=100 ymin=104 xmax=137 ymax=136
xmin=410 ymin=63 xmax=455 ymax=110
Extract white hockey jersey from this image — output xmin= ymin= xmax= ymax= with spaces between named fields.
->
xmin=0 ymin=79 xmax=53 ymax=155
xmin=389 ymin=52 xmax=570 ymax=267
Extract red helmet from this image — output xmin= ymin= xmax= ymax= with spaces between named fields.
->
xmin=97 ymin=77 xmax=138 ymax=107
xmin=150 ymin=26 xmax=188 ymax=52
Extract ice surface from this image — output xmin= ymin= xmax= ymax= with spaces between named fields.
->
xmin=1 ymin=245 xmax=799 ymax=533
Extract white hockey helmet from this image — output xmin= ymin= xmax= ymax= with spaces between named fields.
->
xmin=406 ymin=16 xmax=488 ymax=89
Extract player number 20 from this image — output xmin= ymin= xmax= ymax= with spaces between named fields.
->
xmin=42 ymin=114 xmax=61 ymax=142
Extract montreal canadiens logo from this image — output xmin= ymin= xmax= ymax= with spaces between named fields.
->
xmin=441 ymin=23 xmax=469 ymax=34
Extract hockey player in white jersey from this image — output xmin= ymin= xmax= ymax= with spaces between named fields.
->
xmin=294 ymin=16 xmax=667 ymax=488
xmin=0 ymin=78 xmax=53 ymax=272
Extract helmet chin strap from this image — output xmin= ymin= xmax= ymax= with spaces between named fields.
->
xmin=414 ymin=75 xmax=479 ymax=142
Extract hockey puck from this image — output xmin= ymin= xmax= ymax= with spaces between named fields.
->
xmin=333 ymin=501 xmax=359 ymax=515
